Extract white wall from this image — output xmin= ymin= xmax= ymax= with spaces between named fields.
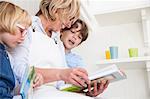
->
xmin=5 ymin=0 xmax=150 ymax=99
xmin=73 ymin=14 xmax=144 ymax=68
xmin=73 ymin=6 xmax=150 ymax=99
xmin=101 ymin=68 xmax=150 ymax=99
xmin=9 ymin=0 xmax=40 ymax=15
xmin=87 ymin=0 xmax=150 ymax=15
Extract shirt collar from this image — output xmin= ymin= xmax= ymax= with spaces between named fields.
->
xmin=32 ymin=16 xmax=47 ymax=35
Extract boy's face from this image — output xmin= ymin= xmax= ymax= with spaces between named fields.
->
xmin=61 ymin=23 xmax=82 ymax=51
xmin=0 ymin=24 xmax=27 ymax=48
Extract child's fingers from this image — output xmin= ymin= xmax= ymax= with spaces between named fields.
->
xmin=34 ymin=75 xmax=39 ymax=84
xmin=33 ymin=77 xmax=41 ymax=88
xmin=33 ymin=79 xmax=40 ymax=88
xmin=33 ymin=73 xmax=44 ymax=88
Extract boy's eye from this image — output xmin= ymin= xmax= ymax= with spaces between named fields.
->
xmin=78 ymin=35 xmax=82 ymax=39
xmin=70 ymin=30 xmax=75 ymax=34
xmin=19 ymin=28 xmax=24 ymax=33
xmin=16 ymin=24 xmax=27 ymax=36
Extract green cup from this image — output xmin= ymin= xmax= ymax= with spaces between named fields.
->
xmin=128 ymin=48 xmax=138 ymax=57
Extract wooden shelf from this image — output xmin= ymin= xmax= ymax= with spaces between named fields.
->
xmin=97 ymin=56 xmax=150 ymax=65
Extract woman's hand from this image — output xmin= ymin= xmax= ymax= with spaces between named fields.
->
xmin=32 ymin=73 xmax=44 ymax=88
xmin=60 ymin=68 xmax=90 ymax=87
xmin=86 ymin=79 xmax=109 ymax=97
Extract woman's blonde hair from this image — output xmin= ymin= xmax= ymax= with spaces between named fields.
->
xmin=37 ymin=0 xmax=80 ymax=23
xmin=0 ymin=1 xmax=31 ymax=34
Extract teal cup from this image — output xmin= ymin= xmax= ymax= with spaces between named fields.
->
xmin=109 ymin=46 xmax=118 ymax=59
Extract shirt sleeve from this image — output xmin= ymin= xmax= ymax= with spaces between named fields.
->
xmin=0 ymin=48 xmax=15 ymax=98
xmin=65 ymin=52 xmax=86 ymax=68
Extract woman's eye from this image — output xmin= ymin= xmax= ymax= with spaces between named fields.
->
xmin=70 ymin=17 xmax=75 ymax=21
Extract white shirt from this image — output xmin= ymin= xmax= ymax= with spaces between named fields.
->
xmin=10 ymin=16 xmax=67 ymax=83
xmin=29 ymin=16 xmax=67 ymax=68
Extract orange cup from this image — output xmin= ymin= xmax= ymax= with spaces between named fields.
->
xmin=105 ymin=50 xmax=111 ymax=59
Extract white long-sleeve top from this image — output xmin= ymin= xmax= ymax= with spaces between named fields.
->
xmin=29 ymin=16 xmax=67 ymax=68
xmin=10 ymin=16 xmax=67 ymax=84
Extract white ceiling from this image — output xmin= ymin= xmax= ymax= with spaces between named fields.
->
xmin=82 ymin=0 xmax=150 ymax=15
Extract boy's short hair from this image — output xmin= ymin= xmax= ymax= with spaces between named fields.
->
xmin=36 ymin=0 xmax=80 ymax=24
xmin=0 ymin=1 xmax=31 ymax=34
xmin=62 ymin=19 xmax=89 ymax=44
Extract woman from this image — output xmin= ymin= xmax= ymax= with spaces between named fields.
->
xmin=11 ymin=0 xmax=89 ymax=93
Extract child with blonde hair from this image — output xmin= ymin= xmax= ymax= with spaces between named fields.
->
xmin=0 ymin=1 xmax=43 ymax=98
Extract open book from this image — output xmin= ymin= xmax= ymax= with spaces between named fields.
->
xmin=58 ymin=64 xmax=126 ymax=92
xmin=20 ymin=66 xmax=36 ymax=99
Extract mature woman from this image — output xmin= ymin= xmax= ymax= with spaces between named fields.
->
xmin=30 ymin=0 xmax=90 ymax=87
xmin=10 ymin=0 xmax=89 ymax=87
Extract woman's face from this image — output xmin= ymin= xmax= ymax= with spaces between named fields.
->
xmin=49 ymin=9 xmax=77 ymax=33
xmin=0 ymin=24 xmax=27 ymax=48
xmin=61 ymin=17 xmax=76 ymax=29
xmin=61 ymin=22 xmax=82 ymax=51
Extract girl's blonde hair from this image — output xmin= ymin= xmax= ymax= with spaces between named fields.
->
xmin=0 ymin=1 xmax=31 ymax=34
xmin=37 ymin=0 xmax=80 ymax=23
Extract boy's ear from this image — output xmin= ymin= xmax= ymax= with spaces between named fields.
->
xmin=60 ymin=31 xmax=63 ymax=35
xmin=60 ymin=32 xmax=63 ymax=39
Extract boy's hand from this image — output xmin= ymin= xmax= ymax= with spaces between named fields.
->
xmin=32 ymin=73 xmax=44 ymax=88
xmin=86 ymin=79 xmax=109 ymax=97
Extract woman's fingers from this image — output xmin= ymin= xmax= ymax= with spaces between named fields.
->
xmin=62 ymin=68 xmax=90 ymax=87
xmin=70 ymin=73 xmax=87 ymax=87
xmin=72 ymin=68 xmax=90 ymax=85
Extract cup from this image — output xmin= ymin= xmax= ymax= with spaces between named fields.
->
xmin=109 ymin=46 xmax=118 ymax=59
xmin=105 ymin=50 xmax=111 ymax=59
xmin=128 ymin=48 xmax=138 ymax=57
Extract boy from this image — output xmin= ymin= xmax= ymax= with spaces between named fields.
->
xmin=61 ymin=19 xmax=88 ymax=68
xmin=61 ymin=19 xmax=109 ymax=97
xmin=0 ymin=1 xmax=43 ymax=98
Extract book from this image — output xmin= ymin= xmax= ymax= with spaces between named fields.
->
xmin=58 ymin=64 xmax=126 ymax=92
xmin=20 ymin=66 xmax=36 ymax=99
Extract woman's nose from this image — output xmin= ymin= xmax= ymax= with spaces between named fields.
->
xmin=66 ymin=20 xmax=73 ymax=28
